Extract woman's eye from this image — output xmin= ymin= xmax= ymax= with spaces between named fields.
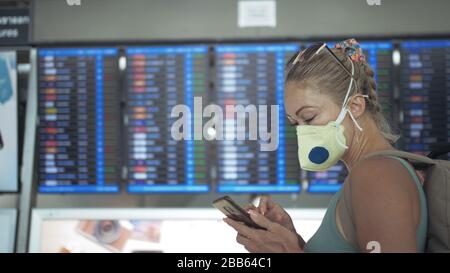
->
xmin=304 ymin=116 xmax=315 ymax=124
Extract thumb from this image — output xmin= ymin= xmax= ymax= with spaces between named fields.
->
xmin=249 ymin=210 xmax=275 ymax=231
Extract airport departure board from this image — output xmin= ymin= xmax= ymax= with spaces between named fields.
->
xmin=305 ymin=41 xmax=395 ymax=193
xmin=214 ymin=44 xmax=301 ymax=193
xmin=400 ymin=40 xmax=450 ymax=156
xmin=125 ymin=46 xmax=210 ymax=193
xmin=37 ymin=48 xmax=121 ymax=193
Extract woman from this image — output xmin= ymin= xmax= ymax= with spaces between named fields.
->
xmin=224 ymin=39 xmax=427 ymax=253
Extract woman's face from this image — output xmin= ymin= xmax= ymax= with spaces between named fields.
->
xmin=284 ymin=82 xmax=355 ymax=140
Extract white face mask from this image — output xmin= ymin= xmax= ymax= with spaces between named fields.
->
xmin=296 ymin=59 xmax=368 ymax=171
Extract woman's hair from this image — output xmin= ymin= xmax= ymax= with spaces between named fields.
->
xmin=285 ymin=42 xmax=399 ymax=143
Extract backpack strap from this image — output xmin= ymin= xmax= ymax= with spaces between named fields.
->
xmin=359 ymin=150 xmax=436 ymax=170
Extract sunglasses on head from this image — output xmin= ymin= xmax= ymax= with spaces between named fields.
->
xmin=290 ymin=43 xmax=358 ymax=87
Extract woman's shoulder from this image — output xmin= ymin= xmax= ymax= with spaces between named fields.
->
xmin=348 ymin=154 xmax=418 ymax=198
xmin=343 ymin=154 xmax=423 ymax=252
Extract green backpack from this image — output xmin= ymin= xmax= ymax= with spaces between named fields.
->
xmin=365 ymin=150 xmax=450 ymax=253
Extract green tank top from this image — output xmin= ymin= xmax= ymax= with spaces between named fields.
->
xmin=304 ymin=156 xmax=428 ymax=253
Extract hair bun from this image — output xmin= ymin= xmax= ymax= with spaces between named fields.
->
xmin=334 ymin=38 xmax=366 ymax=62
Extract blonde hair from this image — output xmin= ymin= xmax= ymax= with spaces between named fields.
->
xmin=285 ymin=43 xmax=399 ymax=143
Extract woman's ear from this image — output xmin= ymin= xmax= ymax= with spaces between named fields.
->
xmin=348 ymin=95 xmax=366 ymax=119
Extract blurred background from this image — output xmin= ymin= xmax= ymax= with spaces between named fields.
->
xmin=1 ymin=0 xmax=450 ymax=253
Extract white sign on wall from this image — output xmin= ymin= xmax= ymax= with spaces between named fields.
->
xmin=238 ymin=0 xmax=276 ymax=28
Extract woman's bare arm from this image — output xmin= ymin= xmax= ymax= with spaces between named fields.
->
xmin=349 ymin=156 xmax=421 ymax=253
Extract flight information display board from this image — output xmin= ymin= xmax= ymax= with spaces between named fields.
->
xmin=37 ymin=48 xmax=121 ymax=193
xmin=125 ymin=45 xmax=210 ymax=193
xmin=305 ymin=41 xmax=395 ymax=193
xmin=214 ymin=44 xmax=301 ymax=193
xmin=399 ymin=40 xmax=450 ymax=156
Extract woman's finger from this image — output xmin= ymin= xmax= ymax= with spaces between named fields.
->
xmin=223 ymin=218 xmax=255 ymax=238
xmin=258 ymin=196 xmax=271 ymax=215
xmin=244 ymin=244 xmax=259 ymax=253
xmin=236 ymin=233 xmax=252 ymax=245
xmin=236 ymin=234 xmax=260 ymax=253
xmin=244 ymin=203 xmax=257 ymax=212
xmin=248 ymin=210 xmax=276 ymax=231
xmin=265 ymin=208 xmax=284 ymax=222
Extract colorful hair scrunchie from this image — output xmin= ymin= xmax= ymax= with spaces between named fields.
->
xmin=334 ymin=38 xmax=366 ymax=62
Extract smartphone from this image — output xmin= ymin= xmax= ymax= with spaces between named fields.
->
xmin=213 ymin=196 xmax=266 ymax=230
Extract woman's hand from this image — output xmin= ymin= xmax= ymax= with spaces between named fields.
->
xmin=224 ymin=210 xmax=304 ymax=253
xmin=244 ymin=196 xmax=296 ymax=233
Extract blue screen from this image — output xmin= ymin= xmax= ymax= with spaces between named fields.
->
xmin=125 ymin=45 xmax=210 ymax=193
xmin=399 ymin=40 xmax=450 ymax=157
xmin=214 ymin=44 xmax=302 ymax=193
xmin=37 ymin=48 xmax=121 ymax=193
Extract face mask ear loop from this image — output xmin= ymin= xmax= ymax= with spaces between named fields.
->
xmin=334 ymin=59 xmax=366 ymax=149
xmin=334 ymin=58 xmax=355 ymax=127
xmin=341 ymin=59 xmax=355 ymax=110
xmin=347 ymin=110 xmax=363 ymax=131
